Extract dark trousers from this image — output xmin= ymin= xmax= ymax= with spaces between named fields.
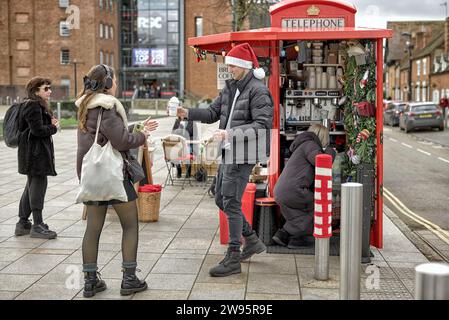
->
xmin=18 ymin=175 xmax=48 ymax=224
xmin=278 ymin=202 xmax=314 ymax=238
xmin=215 ymin=164 xmax=254 ymax=249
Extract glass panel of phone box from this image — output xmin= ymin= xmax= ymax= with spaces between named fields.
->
xmin=279 ymin=40 xmax=348 ymax=224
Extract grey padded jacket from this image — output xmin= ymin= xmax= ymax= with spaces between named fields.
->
xmin=188 ymin=71 xmax=274 ymax=164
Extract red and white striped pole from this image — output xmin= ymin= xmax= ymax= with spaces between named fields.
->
xmin=314 ymin=154 xmax=333 ymax=281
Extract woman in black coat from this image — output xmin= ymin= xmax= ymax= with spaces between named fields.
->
xmin=15 ymin=77 xmax=59 ymax=239
xmin=273 ymin=124 xmax=335 ymax=249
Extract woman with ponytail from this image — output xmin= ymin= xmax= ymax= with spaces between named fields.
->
xmin=76 ymin=64 xmax=158 ymax=297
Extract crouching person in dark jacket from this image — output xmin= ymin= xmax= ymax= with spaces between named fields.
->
xmin=273 ymin=124 xmax=336 ymax=249
xmin=177 ymin=43 xmax=273 ymax=277
xmin=16 ymin=77 xmax=58 ymax=239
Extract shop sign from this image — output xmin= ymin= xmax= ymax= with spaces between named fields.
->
xmin=132 ymin=48 xmax=167 ymax=66
xmin=282 ymin=18 xmax=345 ymax=29
xmin=217 ymin=63 xmax=233 ymax=89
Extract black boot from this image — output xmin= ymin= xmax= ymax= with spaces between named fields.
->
xmin=209 ymin=247 xmax=241 ymax=277
xmin=15 ymin=219 xmax=32 ymax=236
xmin=176 ymin=165 xmax=182 ymax=178
xmin=30 ymin=223 xmax=57 ymax=239
xmin=272 ymin=228 xmax=289 ymax=247
xmin=240 ymin=233 xmax=266 ymax=262
xmin=83 ymin=271 xmax=107 ymax=298
xmin=120 ymin=265 xmax=148 ymax=296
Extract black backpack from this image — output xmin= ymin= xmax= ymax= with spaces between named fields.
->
xmin=3 ymin=100 xmax=27 ymax=148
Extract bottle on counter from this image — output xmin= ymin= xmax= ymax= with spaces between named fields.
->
xmin=308 ymin=67 xmax=316 ymax=89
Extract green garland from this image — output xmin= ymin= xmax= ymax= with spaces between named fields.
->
xmin=342 ymin=41 xmax=377 ymax=181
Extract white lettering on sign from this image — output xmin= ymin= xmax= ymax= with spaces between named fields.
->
xmin=151 ymin=49 xmax=166 ymax=65
xmin=282 ymin=18 xmax=345 ymax=29
xmin=217 ymin=63 xmax=233 ymax=90
xmin=138 ymin=17 xmax=163 ymax=29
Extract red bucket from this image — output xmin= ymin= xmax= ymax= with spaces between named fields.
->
xmin=219 ymin=183 xmax=256 ymax=244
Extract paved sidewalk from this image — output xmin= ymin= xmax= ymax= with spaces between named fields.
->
xmin=0 ymin=117 xmax=431 ymax=300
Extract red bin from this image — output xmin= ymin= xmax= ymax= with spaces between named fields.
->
xmin=219 ymin=183 xmax=256 ymax=244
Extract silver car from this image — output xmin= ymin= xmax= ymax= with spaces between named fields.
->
xmin=399 ymin=102 xmax=444 ymax=133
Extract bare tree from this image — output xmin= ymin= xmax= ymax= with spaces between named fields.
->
xmin=209 ymin=0 xmax=272 ymax=31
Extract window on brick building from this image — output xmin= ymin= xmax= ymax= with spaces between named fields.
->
xmin=100 ymin=50 xmax=104 ymax=64
xmin=16 ymin=40 xmax=30 ymax=51
xmin=195 ymin=17 xmax=203 ymax=37
xmin=423 ymin=58 xmax=427 ymax=76
xmin=59 ymin=0 xmax=69 ymax=8
xmin=433 ymin=90 xmax=440 ymax=103
xmin=109 ymin=0 xmax=113 ymax=13
xmin=417 ymin=60 xmax=421 ymax=77
xmin=99 ymin=0 xmax=103 ymax=10
xmin=422 ymin=82 xmax=427 ymax=102
xmin=61 ymin=49 xmax=70 ymax=65
xmin=416 ymin=82 xmax=421 ymax=102
xmin=110 ymin=53 xmax=114 ymax=68
xmin=60 ymin=21 xmax=70 ymax=37
xmin=17 ymin=67 xmax=30 ymax=77
xmin=105 ymin=25 xmax=109 ymax=39
xmin=100 ymin=23 xmax=103 ymax=38
xmin=110 ymin=26 xmax=114 ymax=40
xmin=15 ymin=13 xmax=29 ymax=24
xmin=61 ymin=78 xmax=71 ymax=96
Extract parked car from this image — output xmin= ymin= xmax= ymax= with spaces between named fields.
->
xmin=399 ymin=102 xmax=444 ymax=133
xmin=384 ymin=101 xmax=406 ymax=126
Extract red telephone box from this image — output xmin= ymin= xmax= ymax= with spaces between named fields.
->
xmin=188 ymin=0 xmax=393 ymax=249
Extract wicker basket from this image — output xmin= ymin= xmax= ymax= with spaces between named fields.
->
xmin=138 ymin=191 xmax=161 ymax=222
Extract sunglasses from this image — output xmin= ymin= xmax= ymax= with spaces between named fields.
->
xmin=41 ymin=86 xmax=51 ymax=92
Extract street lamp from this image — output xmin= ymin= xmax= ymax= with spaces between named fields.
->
xmin=123 ymin=64 xmax=127 ymax=102
xmin=401 ymin=32 xmax=414 ymax=102
xmin=73 ymin=59 xmax=78 ymax=98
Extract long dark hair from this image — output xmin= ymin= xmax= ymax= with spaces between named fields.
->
xmin=25 ymin=77 xmax=52 ymax=114
xmin=77 ymin=65 xmax=115 ymax=133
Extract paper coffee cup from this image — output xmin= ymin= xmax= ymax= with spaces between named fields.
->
xmin=168 ymin=97 xmax=180 ymax=117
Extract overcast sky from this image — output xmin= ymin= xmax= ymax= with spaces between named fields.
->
xmin=351 ymin=0 xmax=447 ymax=28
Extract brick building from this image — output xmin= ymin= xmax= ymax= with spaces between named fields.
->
xmin=384 ymin=20 xmax=444 ymax=101
xmin=0 ymin=0 xmax=119 ymax=101
xmin=429 ymin=18 xmax=449 ymax=103
xmin=0 ymin=0 xmax=272 ymax=103
xmin=184 ymin=0 xmax=233 ymax=100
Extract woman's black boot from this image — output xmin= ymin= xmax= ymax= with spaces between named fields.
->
xmin=120 ymin=263 xmax=148 ymax=296
xmin=83 ymin=270 xmax=107 ymax=298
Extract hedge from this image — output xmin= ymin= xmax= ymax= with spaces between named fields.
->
xmin=49 ymin=99 xmax=131 ymax=118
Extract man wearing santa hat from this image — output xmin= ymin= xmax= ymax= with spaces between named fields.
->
xmin=178 ymin=43 xmax=273 ymax=277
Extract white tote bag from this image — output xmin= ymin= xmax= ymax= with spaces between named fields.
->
xmin=75 ymin=109 xmax=128 ymax=203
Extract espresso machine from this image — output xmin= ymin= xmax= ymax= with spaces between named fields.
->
xmin=284 ymin=90 xmax=341 ymax=126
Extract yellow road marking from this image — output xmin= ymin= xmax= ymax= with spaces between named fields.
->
xmin=384 ymin=187 xmax=449 ymax=245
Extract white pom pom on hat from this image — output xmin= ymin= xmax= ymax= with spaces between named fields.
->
xmin=253 ymin=67 xmax=266 ymax=80
xmin=224 ymin=43 xmax=265 ymax=80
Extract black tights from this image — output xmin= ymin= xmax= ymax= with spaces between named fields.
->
xmin=82 ymin=201 xmax=139 ymax=268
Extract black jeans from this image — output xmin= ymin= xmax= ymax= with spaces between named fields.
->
xmin=18 ymin=175 xmax=48 ymax=224
xmin=215 ymin=164 xmax=254 ymax=250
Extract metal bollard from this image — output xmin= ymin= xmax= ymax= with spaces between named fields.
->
xmin=340 ymin=183 xmax=363 ymax=300
xmin=314 ymin=154 xmax=333 ymax=281
xmin=415 ymin=262 xmax=449 ymax=300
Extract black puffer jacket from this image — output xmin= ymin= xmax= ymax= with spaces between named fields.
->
xmin=18 ymin=100 xmax=57 ymax=176
xmin=274 ymin=132 xmax=335 ymax=208
xmin=188 ymin=71 xmax=273 ymax=164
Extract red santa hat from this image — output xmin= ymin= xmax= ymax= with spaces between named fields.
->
xmin=225 ymin=43 xmax=265 ymax=80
